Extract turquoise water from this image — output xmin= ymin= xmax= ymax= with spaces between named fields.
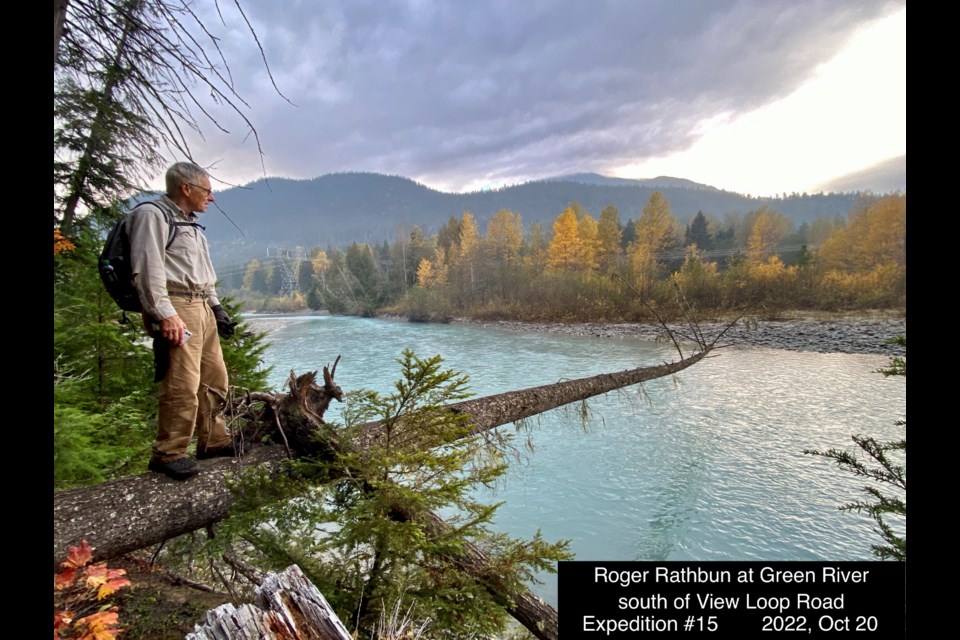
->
xmin=252 ymin=315 xmax=906 ymax=607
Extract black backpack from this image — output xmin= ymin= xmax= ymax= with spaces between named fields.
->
xmin=98 ymin=202 xmax=196 ymax=314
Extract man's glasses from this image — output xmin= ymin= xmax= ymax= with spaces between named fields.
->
xmin=187 ymin=183 xmax=213 ymax=196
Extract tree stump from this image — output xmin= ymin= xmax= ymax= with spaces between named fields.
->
xmin=186 ymin=565 xmax=352 ymax=640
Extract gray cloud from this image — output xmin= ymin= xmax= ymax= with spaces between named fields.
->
xmin=190 ymin=0 xmax=905 ymax=192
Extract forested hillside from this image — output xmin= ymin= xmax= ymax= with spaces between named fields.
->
xmin=202 ymin=172 xmax=868 ymax=263
xmin=223 ymin=190 xmax=906 ymax=320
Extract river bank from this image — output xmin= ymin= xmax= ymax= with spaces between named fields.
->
xmin=244 ymin=310 xmax=906 ymax=356
xmin=451 ymin=310 xmax=906 ymax=356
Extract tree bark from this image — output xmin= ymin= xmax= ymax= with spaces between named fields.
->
xmin=54 ymin=0 xmax=69 ymax=66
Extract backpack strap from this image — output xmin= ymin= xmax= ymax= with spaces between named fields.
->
xmin=133 ymin=200 xmax=204 ymax=250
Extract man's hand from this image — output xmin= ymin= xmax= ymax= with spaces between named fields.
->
xmin=211 ymin=305 xmax=238 ymax=339
xmin=159 ymin=315 xmax=189 ymax=347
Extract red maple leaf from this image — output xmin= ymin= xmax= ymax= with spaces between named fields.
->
xmin=62 ymin=540 xmax=94 ymax=569
xmin=54 ymin=567 xmax=77 ymax=591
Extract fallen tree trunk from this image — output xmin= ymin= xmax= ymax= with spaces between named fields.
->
xmin=54 ymin=349 xmax=708 ymax=567
xmin=54 ymin=347 xmax=711 ymax=639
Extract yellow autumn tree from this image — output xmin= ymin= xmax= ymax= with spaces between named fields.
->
xmin=485 ymin=209 xmax=524 ymax=265
xmin=455 ymin=211 xmax=481 ymax=291
xmin=417 ymin=246 xmax=448 ymax=288
xmin=818 ymin=194 xmax=905 ymax=272
xmin=577 ymin=212 xmax=600 ymax=271
xmin=745 ymin=207 xmax=791 ymax=262
xmin=548 ymin=207 xmax=582 ymax=270
xmin=629 ymin=191 xmax=678 ymax=292
xmin=458 ymin=212 xmax=481 ymax=263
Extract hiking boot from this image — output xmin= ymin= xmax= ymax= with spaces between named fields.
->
xmin=197 ymin=442 xmax=245 ymax=460
xmin=148 ymin=457 xmax=201 ymax=480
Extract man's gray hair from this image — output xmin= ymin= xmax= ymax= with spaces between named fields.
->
xmin=165 ymin=162 xmax=209 ymax=195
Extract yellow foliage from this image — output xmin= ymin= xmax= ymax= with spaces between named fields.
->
xmin=749 ymin=255 xmax=789 ymax=282
xmin=670 ymin=245 xmax=720 ymax=307
xmin=548 ymin=208 xmax=582 ymax=270
xmin=577 ymin=213 xmax=600 ymax=271
xmin=485 ymin=209 xmax=523 ymax=264
xmin=311 ymin=250 xmax=331 ymax=277
xmin=746 ymin=208 xmax=790 ymax=262
xmin=457 ymin=211 xmax=481 ymax=263
xmin=818 ymin=195 xmax=905 ymax=272
xmin=818 ymin=264 xmax=905 ymax=308
xmin=417 ymin=258 xmax=435 ymax=287
xmin=629 ymin=192 xmax=678 ymax=291
xmin=417 ymin=247 xmax=448 ymax=288
xmin=636 ymin=191 xmax=677 ymax=255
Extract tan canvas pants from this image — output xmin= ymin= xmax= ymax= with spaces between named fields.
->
xmin=151 ymin=296 xmax=231 ymax=462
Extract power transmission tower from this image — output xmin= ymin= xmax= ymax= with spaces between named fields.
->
xmin=266 ymin=245 xmax=304 ymax=297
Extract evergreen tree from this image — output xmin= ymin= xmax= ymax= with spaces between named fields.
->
xmin=621 ymin=218 xmax=637 ymax=249
xmin=684 ymin=210 xmax=713 ymax=250
xmin=243 ymin=259 xmax=270 ymax=295
xmin=597 ymin=205 xmax=623 ymax=273
xmin=306 ymin=285 xmax=325 ymax=311
xmin=266 ymin=262 xmax=285 ymax=296
xmin=524 ymin=222 xmax=549 ymax=271
xmin=224 ymin=351 xmax=570 ymax=637
xmin=346 ymin=242 xmax=379 ymax=311
xmin=54 ymin=218 xmax=156 ymax=488
xmin=296 ymin=259 xmax=315 ymax=295
xmin=436 ymin=216 xmax=462 ymax=257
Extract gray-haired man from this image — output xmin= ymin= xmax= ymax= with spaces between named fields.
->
xmin=128 ymin=161 xmax=241 ymax=480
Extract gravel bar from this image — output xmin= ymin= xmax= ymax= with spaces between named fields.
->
xmin=451 ymin=315 xmax=906 ymax=356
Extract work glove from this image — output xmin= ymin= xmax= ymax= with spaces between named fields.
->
xmin=211 ymin=304 xmax=239 ymax=339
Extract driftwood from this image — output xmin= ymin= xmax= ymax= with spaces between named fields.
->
xmin=186 ymin=565 xmax=352 ymax=640
xmin=54 ymin=346 xmax=713 ymax=640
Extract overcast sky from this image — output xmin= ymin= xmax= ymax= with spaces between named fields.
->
xmin=180 ymin=0 xmax=905 ymax=197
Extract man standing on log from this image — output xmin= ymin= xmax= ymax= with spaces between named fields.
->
xmin=129 ymin=161 xmax=242 ymax=480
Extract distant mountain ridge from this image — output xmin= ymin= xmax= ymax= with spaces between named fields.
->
xmin=202 ymin=171 xmax=885 ymax=264
xmin=814 ymin=155 xmax=905 ymax=194
xmin=548 ymin=172 xmax=721 ymax=192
